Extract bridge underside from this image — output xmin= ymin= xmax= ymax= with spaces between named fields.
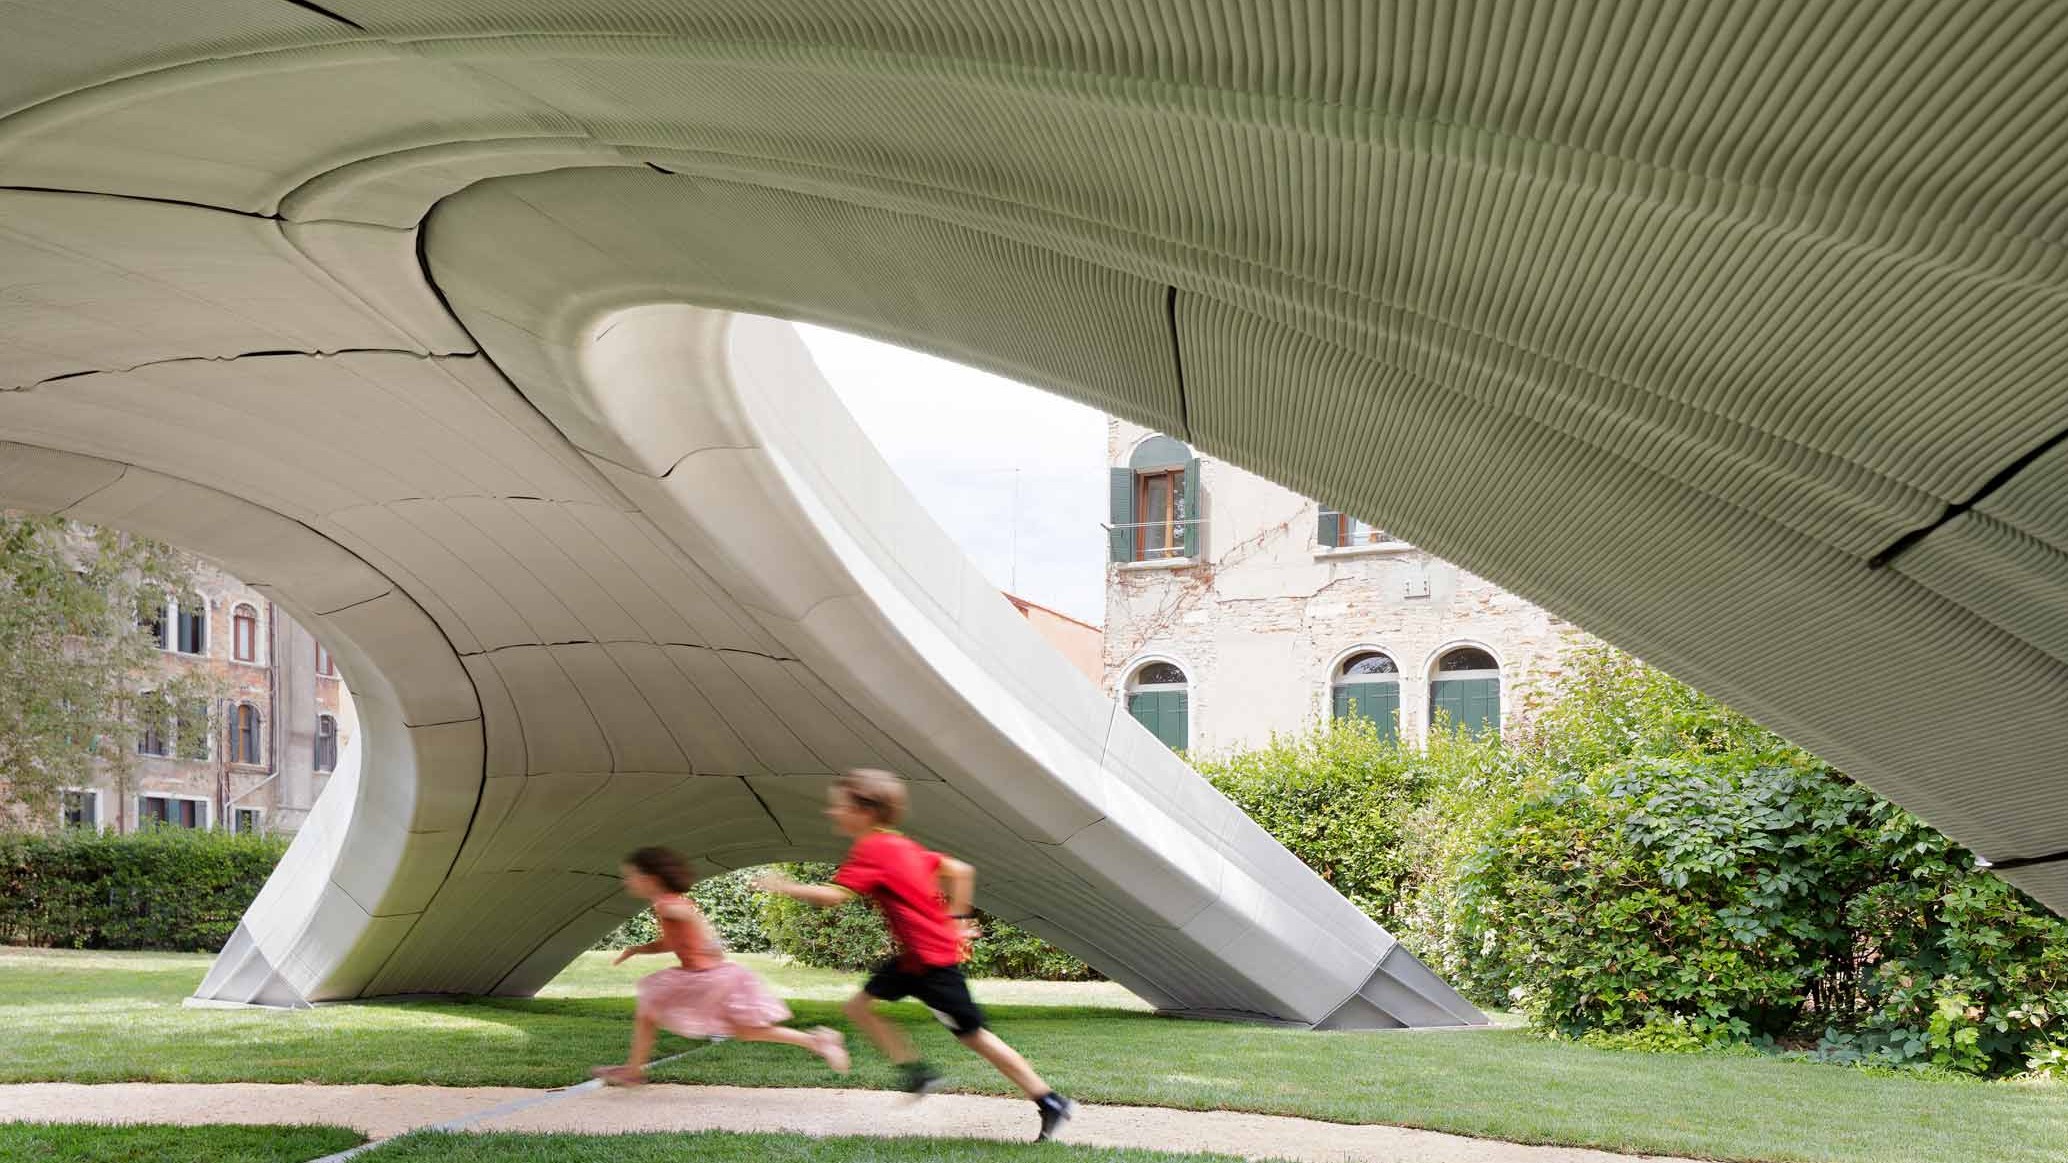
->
xmin=0 ymin=2 xmax=2062 ymax=1017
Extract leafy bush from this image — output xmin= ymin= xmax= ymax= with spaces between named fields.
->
xmin=0 ymin=826 xmax=287 ymax=951
xmin=693 ymin=866 xmax=772 ymax=953
xmin=1193 ymin=714 xmax=1429 ymax=923
xmin=757 ymin=864 xmax=892 ymax=970
xmin=593 ymin=867 xmax=773 ymax=952
xmin=1410 ymin=643 xmax=2068 ymax=1077
xmin=962 ymin=917 xmax=1101 ymax=981
xmin=754 ymin=862 xmax=1097 ymax=980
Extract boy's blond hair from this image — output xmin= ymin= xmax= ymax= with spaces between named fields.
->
xmin=837 ymin=768 xmax=908 ymax=824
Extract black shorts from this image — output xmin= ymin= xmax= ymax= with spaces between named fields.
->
xmin=863 ymin=959 xmax=988 ymax=1035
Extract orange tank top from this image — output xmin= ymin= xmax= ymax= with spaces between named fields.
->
xmin=655 ymin=895 xmax=725 ymax=971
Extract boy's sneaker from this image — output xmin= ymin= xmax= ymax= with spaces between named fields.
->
xmin=1035 ymin=1092 xmax=1075 ymax=1141
xmin=899 ymin=1061 xmax=946 ymax=1102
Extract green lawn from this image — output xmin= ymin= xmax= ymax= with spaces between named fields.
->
xmin=0 ymin=1125 xmax=1250 ymax=1163
xmin=3 ymin=947 xmax=2065 ymax=1163
xmin=0 ymin=1121 xmax=362 ymax=1161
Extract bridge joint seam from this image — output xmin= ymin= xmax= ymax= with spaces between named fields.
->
xmin=1867 ymin=417 xmax=2068 ymax=569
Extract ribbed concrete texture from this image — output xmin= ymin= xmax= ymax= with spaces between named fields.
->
xmin=0 ymin=2 xmax=2063 ymax=1020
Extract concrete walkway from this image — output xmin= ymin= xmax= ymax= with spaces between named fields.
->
xmin=0 ymin=1082 xmax=1696 ymax=1163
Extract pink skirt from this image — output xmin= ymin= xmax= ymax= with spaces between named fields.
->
xmin=635 ymin=962 xmax=792 ymax=1038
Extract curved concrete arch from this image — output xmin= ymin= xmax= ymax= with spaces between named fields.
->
xmin=2 ymin=0 xmax=2065 ymax=1015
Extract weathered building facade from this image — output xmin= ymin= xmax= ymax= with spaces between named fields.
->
xmin=54 ymin=543 xmax=355 ymax=837
xmin=1104 ymin=420 xmax=1584 ymax=754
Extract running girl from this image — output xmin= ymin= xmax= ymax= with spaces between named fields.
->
xmin=594 ymin=846 xmax=848 ymax=1085
xmin=754 ymin=769 xmax=1075 ymax=1141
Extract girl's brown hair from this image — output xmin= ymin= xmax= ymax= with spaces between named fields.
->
xmin=625 ymin=846 xmax=695 ymax=893
xmin=837 ymin=768 xmax=908 ymax=824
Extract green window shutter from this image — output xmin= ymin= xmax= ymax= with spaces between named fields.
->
xmin=1317 ymin=508 xmax=1341 ymax=548
xmin=1109 ymin=467 xmax=1136 ymax=563
xmin=1431 ymin=680 xmax=1460 ymax=734
xmin=1334 ymin=682 xmax=1400 ymax=741
xmin=1130 ymin=689 xmax=1189 ymax=751
xmin=1180 ymin=458 xmax=1202 ymax=559
xmin=1127 ymin=690 xmax=1155 ymax=735
xmin=1469 ymin=678 xmax=1500 ymax=736
xmin=1432 ymin=678 xmax=1498 ymax=736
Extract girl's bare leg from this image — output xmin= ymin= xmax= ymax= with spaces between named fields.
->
xmin=956 ymin=1028 xmax=1048 ymax=1099
xmin=843 ymin=991 xmax=919 ymax=1064
xmin=593 ymin=1012 xmax=658 ymax=1086
xmin=734 ymin=1024 xmax=850 ymax=1073
xmin=626 ymin=1012 xmax=657 ymax=1071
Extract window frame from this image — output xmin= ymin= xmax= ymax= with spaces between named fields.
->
xmin=315 ymin=713 xmax=339 ymax=773
xmin=135 ymin=716 xmax=170 ymax=758
xmin=231 ymin=702 xmax=262 ymax=766
xmin=1122 ymin=655 xmax=1193 ymax=752
xmin=138 ymin=793 xmax=210 ymax=830
xmin=1316 ymin=507 xmax=1411 ymax=552
xmin=60 ymin=788 xmax=102 ymax=830
xmin=231 ymin=806 xmax=263 ymax=835
xmin=1133 ymin=468 xmax=1186 ymax=561
xmin=1328 ymin=647 xmax=1402 ymax=740
xmin=1427 ymin=642 xmax=1504 ymax=737
xmin=173 ymin=594 xmax=207 ymax=656
xmin=232 ymin=604 xmax=258 ymax=663
xmin=315 ymin=642 xmax=336 ymax=678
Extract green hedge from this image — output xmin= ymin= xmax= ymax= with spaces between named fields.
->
xmin=756 ymin=863 xmax=1098 ymax=981
xmin=0 ymin=827 xmax=287 ymax=952
xmin=1216 ymin=643 xmax=2068 ymax=1080
xmin=595 ymin=867 xmax=772 ymax=953
xmin=1193 ymin=714 xmax=1428 ymax=924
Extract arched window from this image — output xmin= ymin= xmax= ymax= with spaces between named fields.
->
xmin=1430 ymin=646 xmax=1501 ymax=737
xmin=174 ymin=594 xmax=206 ymax=655
xmin=1331 ymin=650 xmax=1400 ymax=740
xmin=1125 ymin=660 xmax=1189 ymax=751
xmin=315 ymin=642 xmax=336 ymax=678
xmin=230 ymin=703 xmax=261 ymax=765
xmin=232 ymin=604 xmax=258 ymax=663
xmin=315 ymin=714 xmax=338 ymax=773
xmin=1109 ymin=435 xmax=1202 ymax=564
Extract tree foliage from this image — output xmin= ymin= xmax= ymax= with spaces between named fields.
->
xmin=1196 ymin=642 xmax=2068 ymax=1079
xmin=1411 ymin=643 xmax=2068 ymax=1078
xmin=0 ymin=515 xmax=215 ymax=822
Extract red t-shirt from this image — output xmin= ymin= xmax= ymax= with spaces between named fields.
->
xmin=833 ymin=830 xmax=963 ymax=970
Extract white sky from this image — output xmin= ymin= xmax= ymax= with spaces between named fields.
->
xmin=797 ymin=324 xmax=1109 ymax=626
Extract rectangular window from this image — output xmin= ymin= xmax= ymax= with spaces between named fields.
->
xmin=316 ymin=643 xmax=335 ymax=677
xmin=232 ymin=807 xmax=262 ymax=835
xmin=1134 ymin=469 xmax=1183 ymax=560
xmin=315 ymin=715 xmax=338 ymax=773
xmin=61 ymin=789 xmax=99 ymax=829
xmin=233 ymin=608 xmax=256 ymax=663
xmin=136 ymin=722 xmax=169 ymax=757
xmin=139 ymin=795 xmax=204 ymax=829
xmin=1319 ymin=510 xmax=1397 ymax=547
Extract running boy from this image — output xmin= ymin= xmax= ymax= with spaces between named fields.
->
xmin=754 ymin=769 xmax=1075 ymax=1141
